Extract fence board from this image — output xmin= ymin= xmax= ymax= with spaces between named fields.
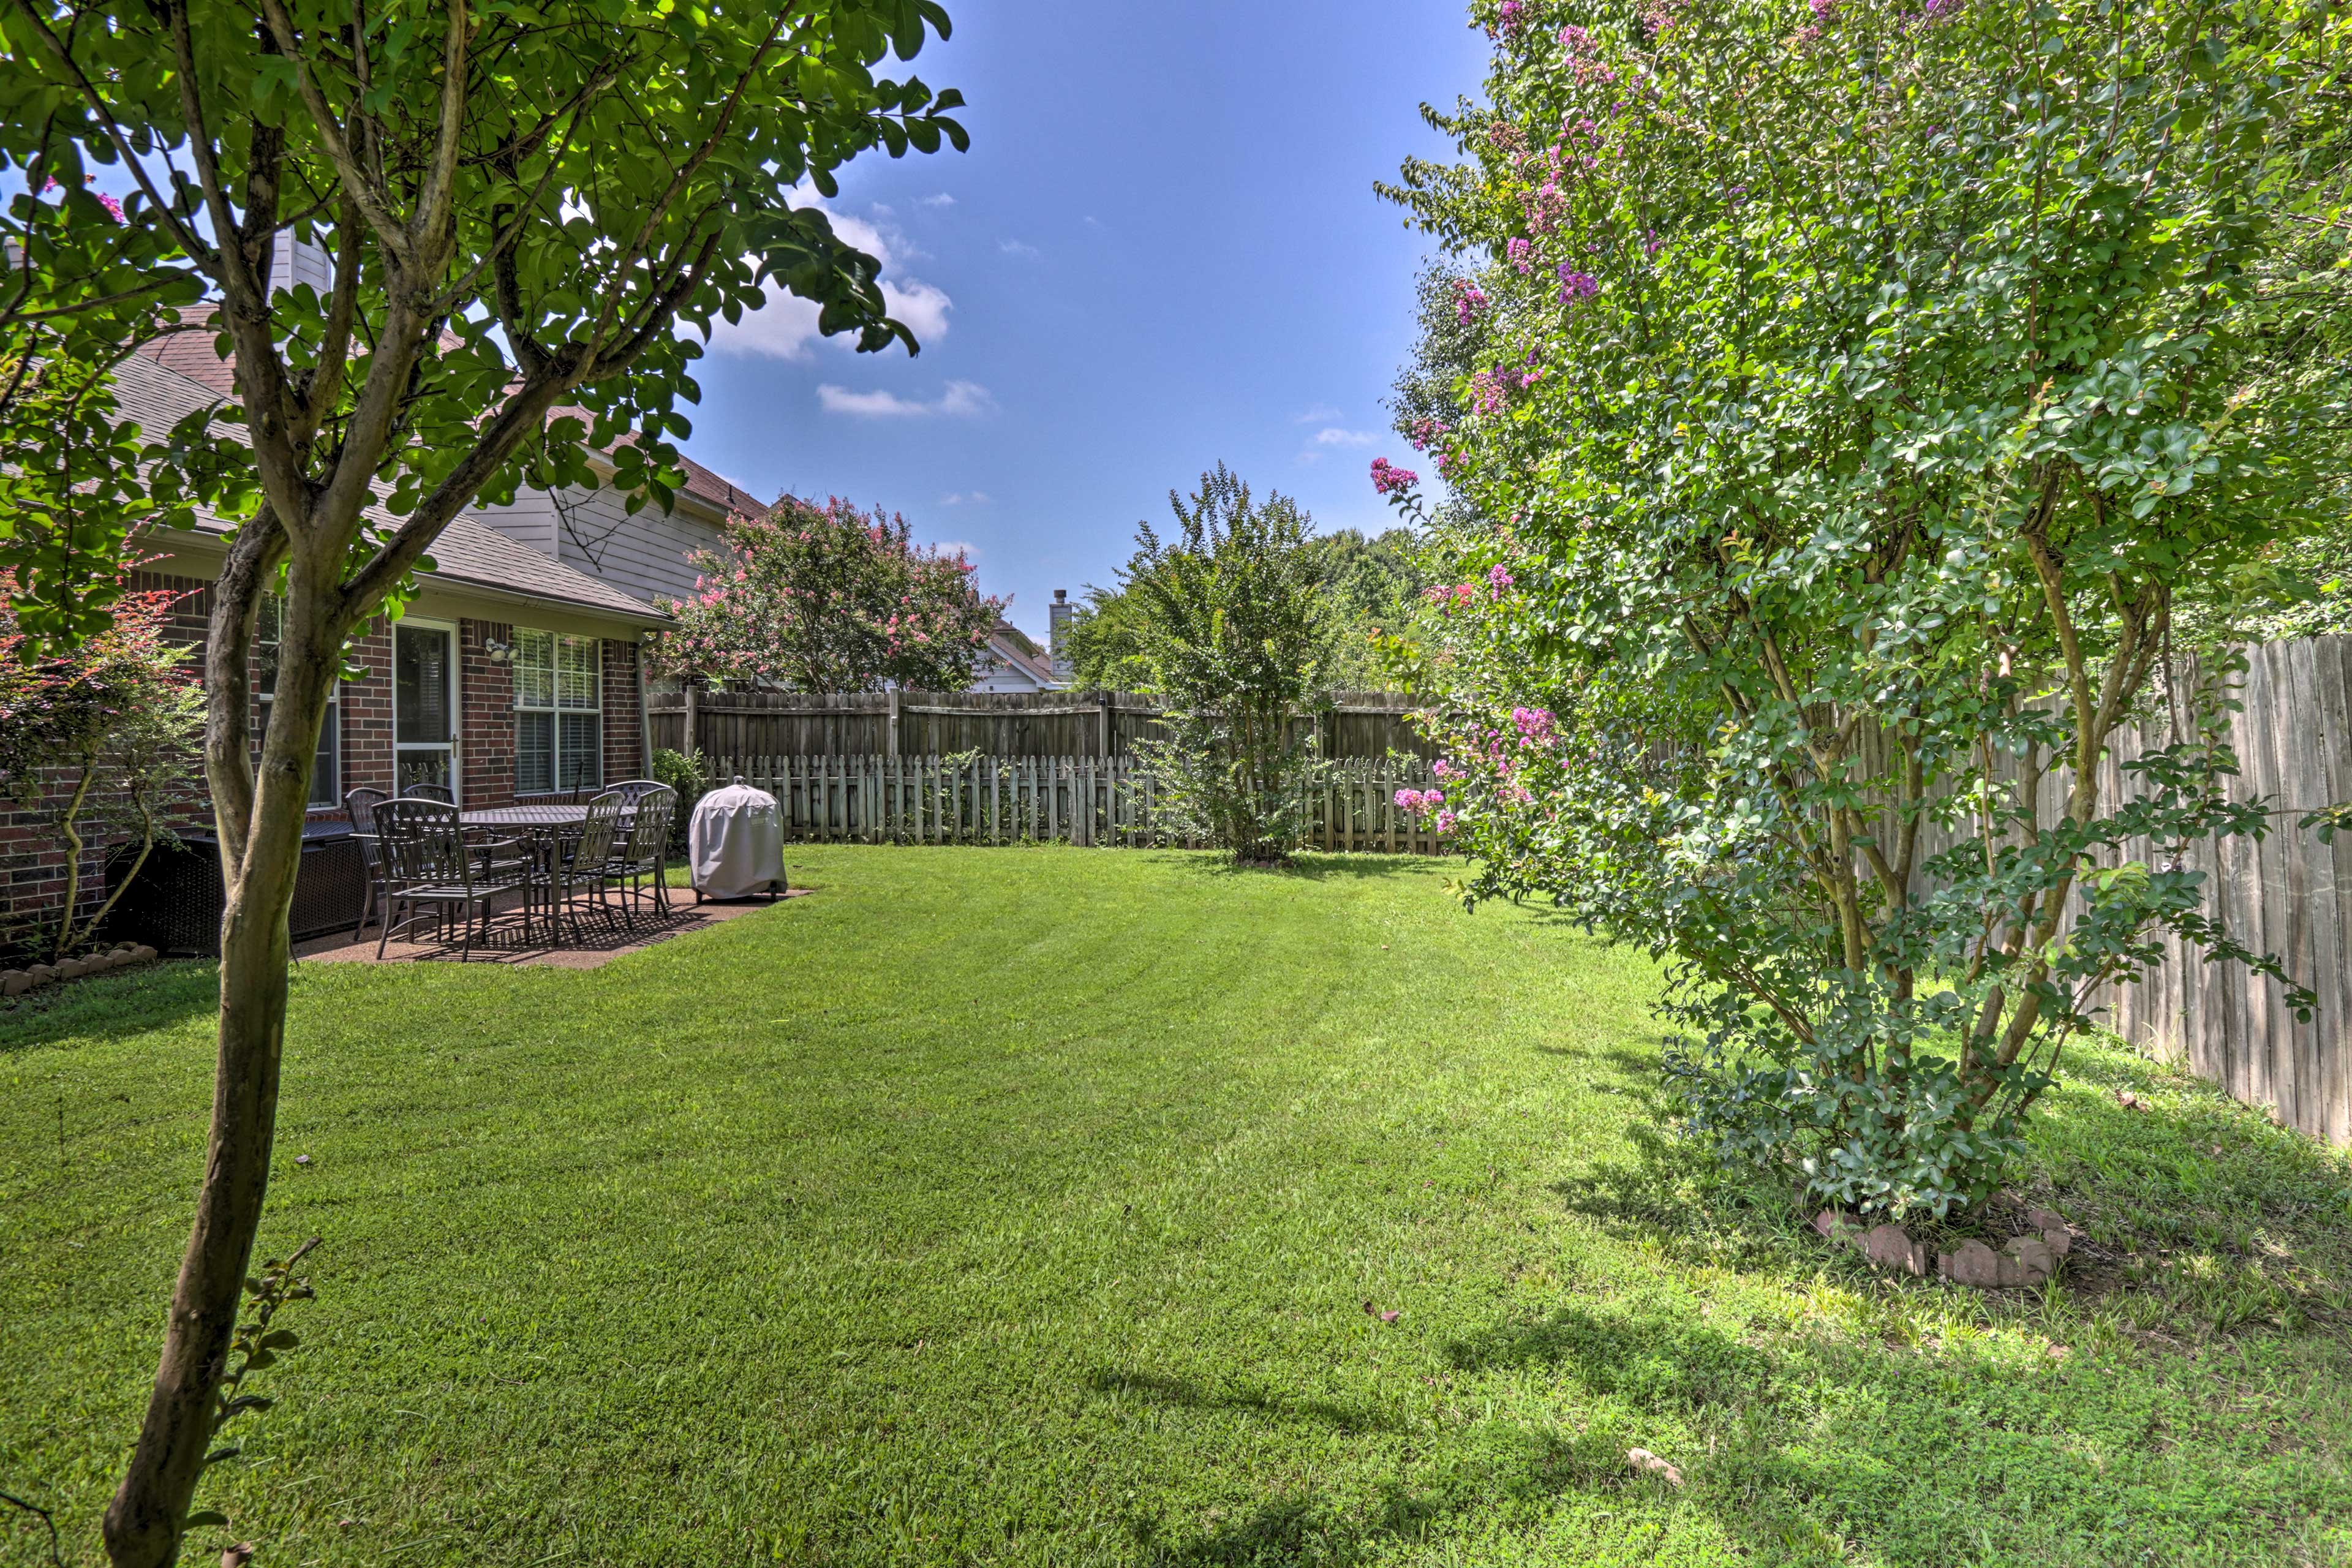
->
xmin=708 ymin=753 xmax=1451 ymax=856
xmin=652 ymin=688 xmax=1437 ymax=762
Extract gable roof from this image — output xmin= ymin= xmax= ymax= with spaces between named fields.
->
xmin=111 ymin=349 xmax=668 ymax=625
xmin=140 ymin=312 xmax=771 ymax=522
xmin=983 ymin=620 xmax=1057 ymax=687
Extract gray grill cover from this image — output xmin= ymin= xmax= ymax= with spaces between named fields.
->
xmin=687 ymin=777 xmax=785 ymax=899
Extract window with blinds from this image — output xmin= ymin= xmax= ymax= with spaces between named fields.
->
xmin=513 ymin=630 xmax=602 ymax=794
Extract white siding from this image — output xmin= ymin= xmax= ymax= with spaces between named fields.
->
xmin=467 ymin=480 xmax=726 ymax=608
xmin=468 ymin=489 xmax=562 ymax=558
xmin=549 ymin=484 xmax=726 ymax=607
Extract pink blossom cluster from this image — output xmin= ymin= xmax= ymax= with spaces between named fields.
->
xmin=1434 ymin=449 xmax=1465 ymax=479
xmin=1451 ymin=280 xmax=1489 ymax=326
xmin=1556 ymin=266 xmax=1600 ymax=304
xmin=1557 ymin=24 xmax=1616 ymax=84
xmin=1485 ymin=0 xmax=1527 ymax=39
xmin=1368 ymin=456 xmax=1419 ymax=497
xmin=1406 ymin=417 xmax=1452 ymax=451
xmin=42 ymin=177 xmax=123 ymax=224
xmin=1512 ymin=705 xmax=1555 ymax=743
xmin=1469 ymin=367 xmax=1512 ymax=415
xmin=1490 ymin=565 xmax=1517 ymax=595
xmin=1506 ymin=236 xmax=1534 ymax=274
xmin=1423 ymin=583 xmax=1482 ymax=611
xmin=1394 ymin=788 xmax=1446 ymax=813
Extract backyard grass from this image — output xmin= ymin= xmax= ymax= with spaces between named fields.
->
xmin=5 ymin=846 xmax=2351 ymax=1567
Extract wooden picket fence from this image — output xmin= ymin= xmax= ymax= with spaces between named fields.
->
xmin=709 ymin=753 xmax=1454 ymax=853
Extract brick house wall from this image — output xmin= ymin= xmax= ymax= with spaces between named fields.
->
xmin=602 ymin=637 xmax=644 ymax=784
xmin=6 ymin=584 xmax=654 ymax=948
xmin=459 ymin=619 xmax=516 ymax=807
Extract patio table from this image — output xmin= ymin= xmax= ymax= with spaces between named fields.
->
xmin=458 ymin=805 xmax=636 ymax=933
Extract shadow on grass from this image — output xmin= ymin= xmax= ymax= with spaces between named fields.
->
xmin=1086 ymin=1368 xmax=1407 ymax=1435
xmin=0 ymin=958 xmax=217 ymax=1055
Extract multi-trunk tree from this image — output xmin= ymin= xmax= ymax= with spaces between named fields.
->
xmin=0 ymin=0 xmax=965 ymax=1559
xmin=1379 ymin=0 xmax=2350 ymax=1214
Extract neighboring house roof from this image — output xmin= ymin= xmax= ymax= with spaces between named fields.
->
xmin=111 ymin=348 xmax=668 ymax=625
xmin=979 ymin=620 xmax=1058 ymax=688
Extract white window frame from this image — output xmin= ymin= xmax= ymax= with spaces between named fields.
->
xmin=513 ymin=629 xmax=603 ymax=795
xmin=255 ymin=595 xmax=339 ymax=808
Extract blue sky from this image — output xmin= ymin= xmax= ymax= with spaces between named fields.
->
xmin=677 ymin=0 xmax=1491 ymax=641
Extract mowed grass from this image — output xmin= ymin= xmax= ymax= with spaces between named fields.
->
xmin=5 ymin=847 xmax=2352 ymax=1568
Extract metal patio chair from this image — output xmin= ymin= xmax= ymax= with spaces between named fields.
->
xmin=374 ymin=797 xmax=535 ymax=960
xmin=342 ymin=786 xmax=391 ymax=940
xmin=603 ymin=786 xmax=677 ymax=928
xmin=546 ymin=790 xmax=629 ymax=943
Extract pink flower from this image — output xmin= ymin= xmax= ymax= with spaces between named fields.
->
xmin=1506 ymin=236 xmax=1534 ymax=274
xmin=1488 ymin=565 xmax=1517 ymax=596
xmin=1370 ymin=457 xmax=1419 ymax=497
xmin=1431 ymin=760 xmax=1455 ymax=778
xmin=1434 ymin=810 xmax=1459 ymax=833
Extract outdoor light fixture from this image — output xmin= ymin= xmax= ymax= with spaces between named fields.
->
xmin=484 ymin=637 xmax=513 ymax=664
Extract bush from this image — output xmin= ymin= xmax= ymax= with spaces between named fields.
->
xmin=1377 ymin=0 xmax=2348 ymax=1216
xmin=1116 ymin=465 xmax=1332 ymax=864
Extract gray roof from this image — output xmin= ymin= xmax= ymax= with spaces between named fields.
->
xmin=112 ymin=351 xmax=669 ymax=626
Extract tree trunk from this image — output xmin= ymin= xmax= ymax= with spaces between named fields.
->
xmin=102 ymin=592 xmax=332 ymax=1568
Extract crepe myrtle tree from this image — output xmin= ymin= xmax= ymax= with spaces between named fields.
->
xmin=1375 ymin=0 xmax=2348 ymax=1216
xmin=0 ymin=0 xmax=967 ymax=1556
xmin=654 ymin=494 xmax=1003 ymax=692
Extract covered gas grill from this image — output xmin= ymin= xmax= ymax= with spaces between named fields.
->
xmin=687 ymin=776 xmax=786 ymax=902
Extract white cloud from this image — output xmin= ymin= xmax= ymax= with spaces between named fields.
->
xmin=1294 ymin=403 xmax=1343 ymax=424
xmin=999 ymin=238 xmax=1040 ymax=259
xmin=820 ymin=380 xmax=996 ymax=418
xmin=940 ymin=491 xmax=993 ymax=507
xmin=919 ymin=192 xmax=956 ymax=208
xmin=932 ymin=539 xmax=980 ymax=559
xmin=1314 ymin=427 xmax=1378 ymax=448
xmin=1083 ymin=215 xmax=1102 ymax=228
xmin=702 ymin=184 xmax=950 ymax=360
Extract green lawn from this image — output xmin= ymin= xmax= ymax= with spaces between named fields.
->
xmin=6 ymin=848 xmax=2351 ymax=1567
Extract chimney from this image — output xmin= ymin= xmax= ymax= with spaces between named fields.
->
xmin=1049 ymin=588 xmax=1074 ymax=684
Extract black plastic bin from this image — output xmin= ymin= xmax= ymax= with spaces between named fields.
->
xmin=105 ymin=821 xmax=368 ymax=956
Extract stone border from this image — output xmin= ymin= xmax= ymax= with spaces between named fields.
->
xmin=1813 ymin=1204 xmax=2079 ymax=1289
xmin=2 ymin=944 xmax=160 ymax=997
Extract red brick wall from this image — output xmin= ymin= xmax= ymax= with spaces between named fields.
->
xmin=603 ymin=637 xmax=644 ymax=783
xmin=459 ymin=619 xmax=516 ymax=807
xmin=340 ymin=621 xmax=395 ymax=800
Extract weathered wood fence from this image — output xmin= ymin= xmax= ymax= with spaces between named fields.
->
xmin=1872 ymin=636 xmax=2352 ymax=1147
xmin=708 ymin=753 xmax=1453 ymax=854
xmin=2081 ymin=638 xmax=2352 ymax=1147
xmin=651 ymin=688 xmax=1438 ymax=761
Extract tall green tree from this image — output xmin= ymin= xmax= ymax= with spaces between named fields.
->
xmin=1380 ymin=0 xmax=2348 ymax=1214
xmin=0 ymin=0 xmax=965 ymax=1558
xmin=1120 ymin=464 xmax=1330 ymax=863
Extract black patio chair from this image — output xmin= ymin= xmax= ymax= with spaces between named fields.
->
xmin=343 ymin=786 xmax=390 ymax=940
xmin=546 ymin=790 xmax=629 ymax=943
xmin=604 ymin=779 xmax=668 ymax=808
xmin=603 ymin=786 xmax=677 ymax=927
xmin=401 ymin=782 xmax=456 ymax=803
xmin=374 ymin=797 xmax=535 ymax=960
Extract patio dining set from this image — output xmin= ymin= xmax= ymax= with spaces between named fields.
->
xmin=341 ymin=781 xmax=681 ymax=960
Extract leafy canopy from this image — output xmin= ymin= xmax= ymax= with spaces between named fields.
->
xmin=653 ymin=495 xmax=1002 ymax=693
xmin=1380 ymin=0 xmax=2350 ymax=1214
